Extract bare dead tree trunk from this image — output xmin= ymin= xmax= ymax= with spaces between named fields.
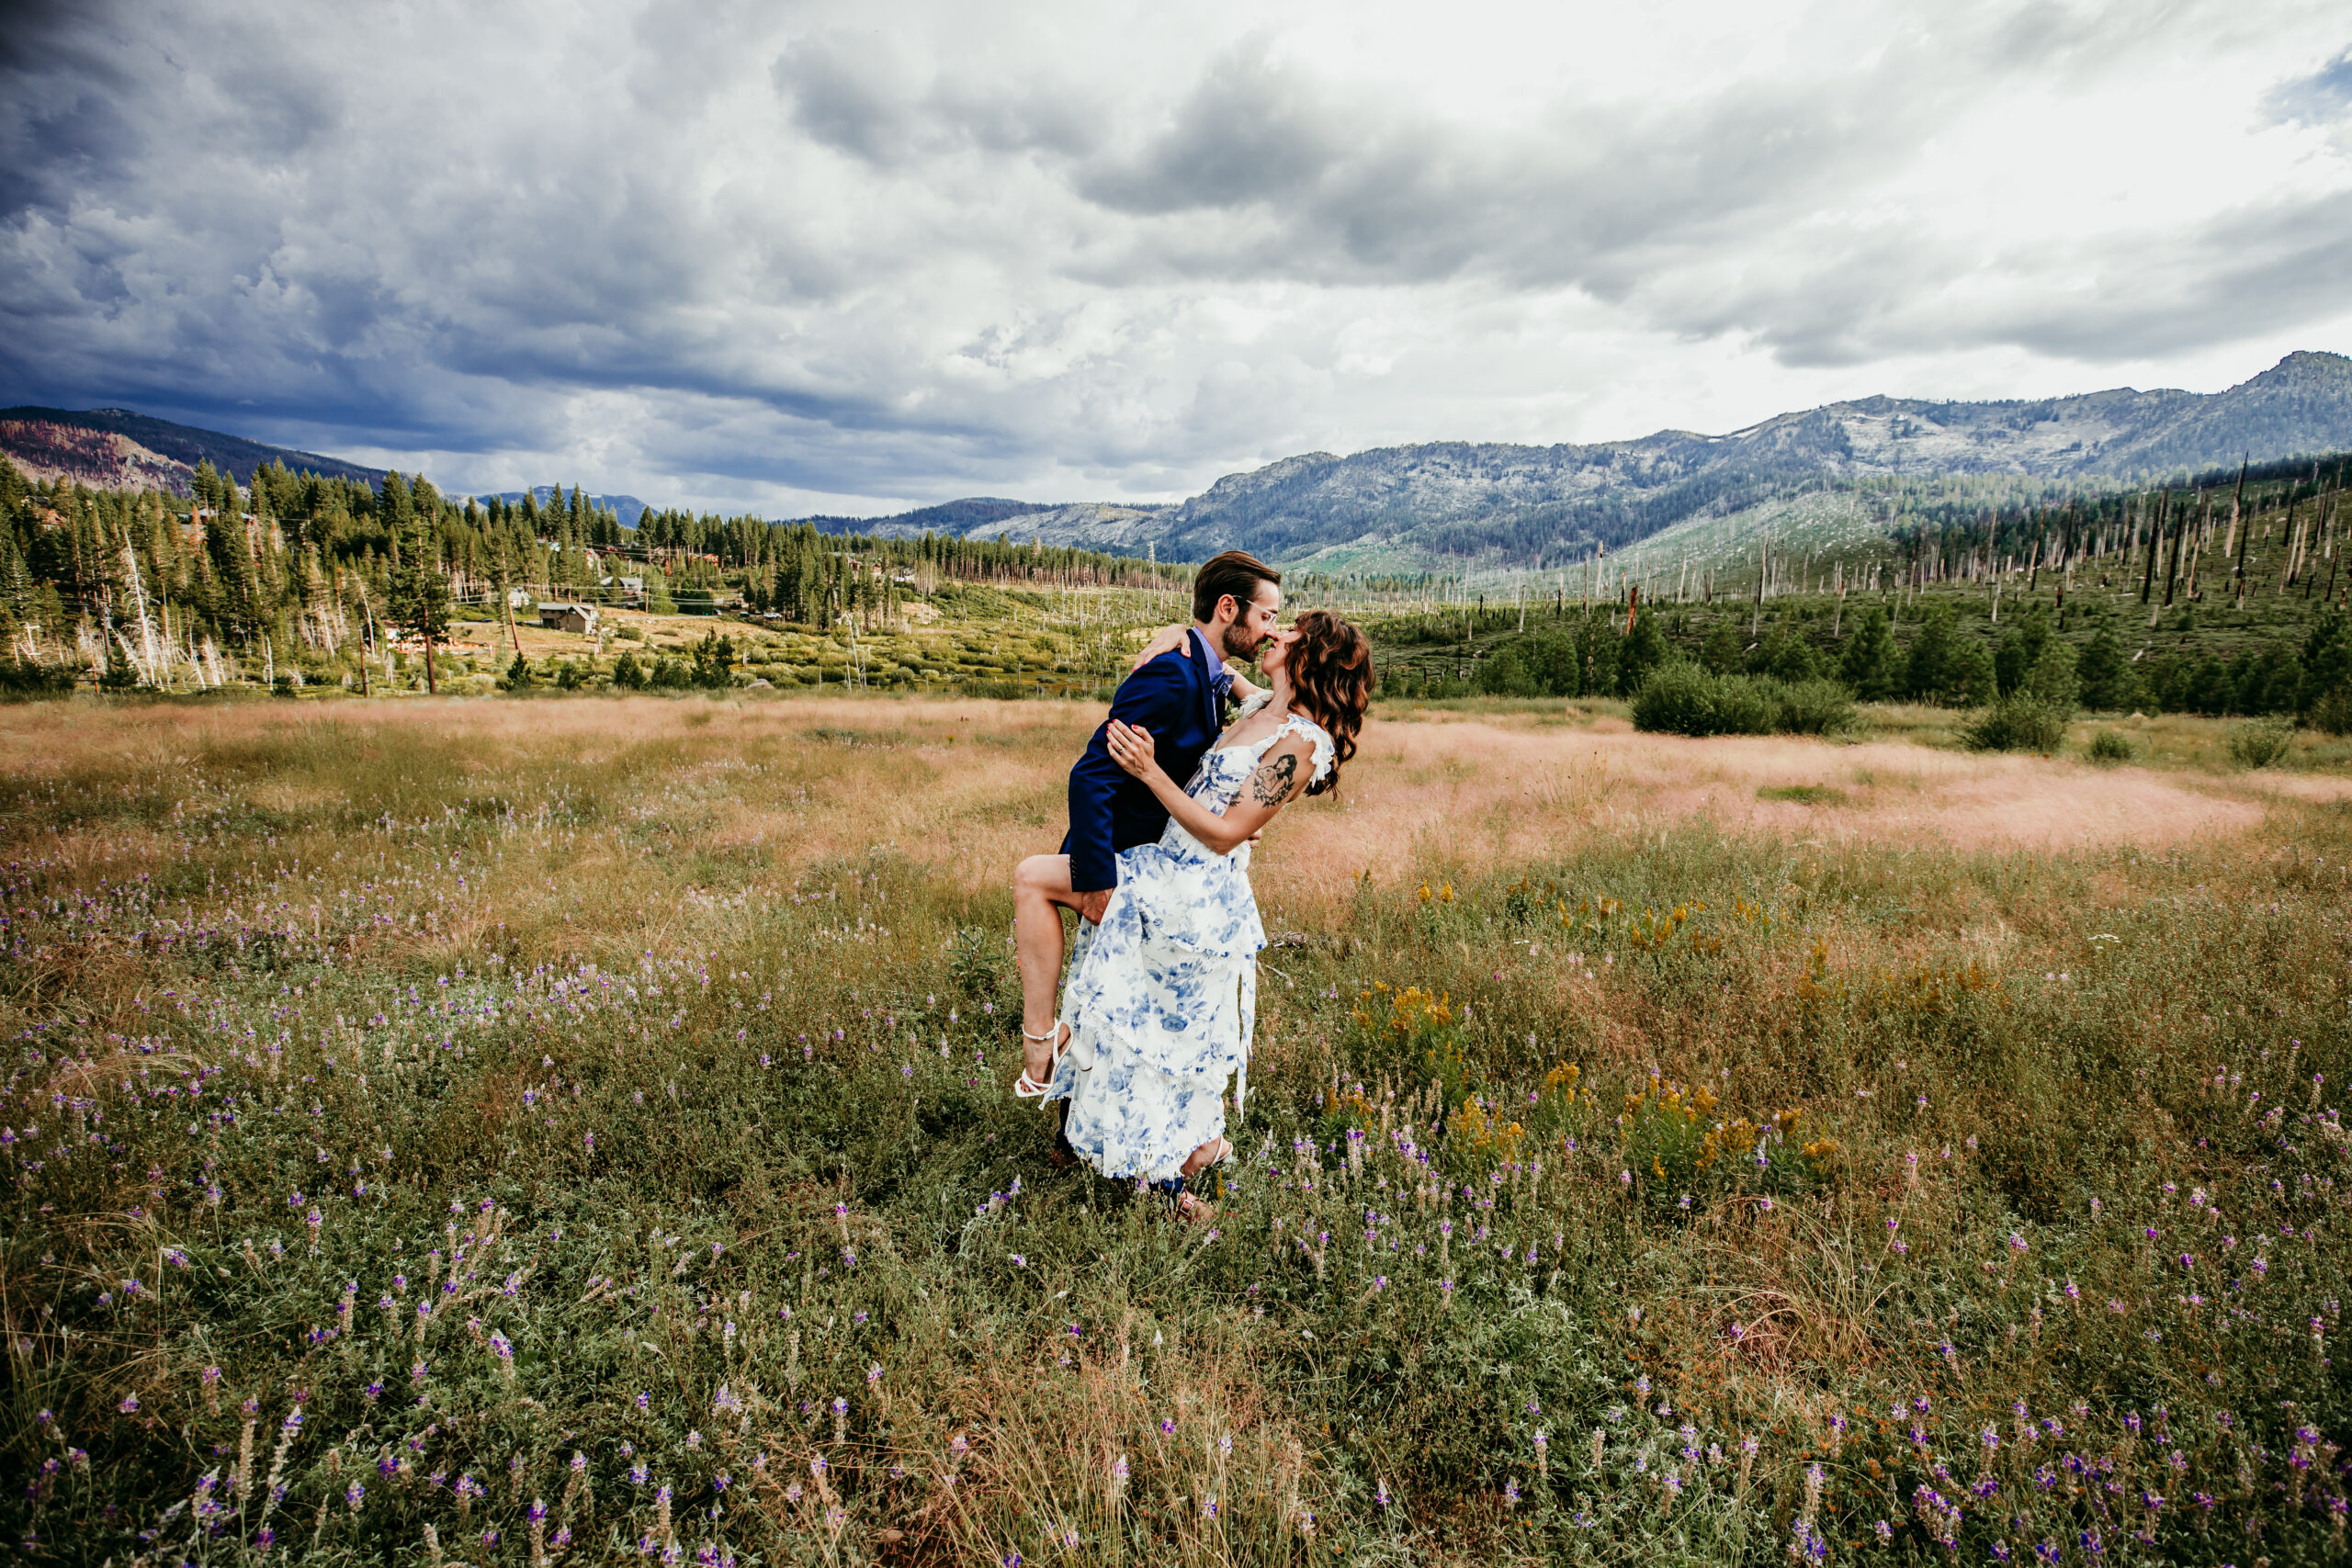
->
xmin=354 ymin=581 xmax=375 ymax=697
xmin=2162 ymin=491 xmax=2184 ymax=608
xmin=2308 ymin=468 xmax=2338 ymax=601
xmin=2229 ymin=457 xmax=2252 ymax=608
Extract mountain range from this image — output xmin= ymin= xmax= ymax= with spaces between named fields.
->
xmin=0 ymin=405 xmax=388 ymax=491
xmin=846 ymin=351 xmax=2352 ymax=574
xmin=6 ymin=351 xmax=2347 ymax=574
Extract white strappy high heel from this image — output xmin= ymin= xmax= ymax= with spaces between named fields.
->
xmin=1013 ymin=1020 xmax=1069 ymax=1100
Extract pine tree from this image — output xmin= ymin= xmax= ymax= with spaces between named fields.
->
xmin=1902 ymin=605 xmax=1953 ymax=701
xmin=1699 ymin=620 xmax=1742 ymax=674
xmin=0 ymin=526 xmax=28 ymax=649
xmin=1838 ymin=607 xmax=1896 ymax=700
xmin=2075 ymin=618 xmax=2133 ymax=711
xmin=388 ymin=492 xmax=450 ymax=694
xmin=1617 ymin=608 xmax=1667 ymax=695
xmin=201 ymin=474 xmax=260 ymax=637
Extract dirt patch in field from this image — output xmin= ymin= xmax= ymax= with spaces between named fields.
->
xmin=2238 ymin=771 xmax=2352 ymax=805
xmin=1263 ymin=718 xmax=2272 ymax=905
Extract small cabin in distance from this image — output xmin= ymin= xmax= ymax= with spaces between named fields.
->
xmin=537 ymin=602 xmax=601 ymax=635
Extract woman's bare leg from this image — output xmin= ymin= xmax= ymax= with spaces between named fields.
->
xmin=1012 ymin=853 xmax=1080 ymax=1084
xmin=1180 ymin=1134 xmax=1231 ymax=1179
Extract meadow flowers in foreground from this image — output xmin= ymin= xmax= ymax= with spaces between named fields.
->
xmin=1 ymin=700 xmax=2347 ymax=1564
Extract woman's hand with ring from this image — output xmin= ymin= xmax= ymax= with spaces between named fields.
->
xmin=1105 ymin=720 xmax=1160 ymax=782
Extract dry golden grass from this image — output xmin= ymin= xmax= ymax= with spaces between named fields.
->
xmin=1258 ymin=708 xmax=2315 ymax=922
xmin=7 ymin=693 xmax=2314 ymax=930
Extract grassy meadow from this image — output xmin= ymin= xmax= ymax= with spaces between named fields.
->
xmin=3 ymin=692 xmax=2349 ymax=1565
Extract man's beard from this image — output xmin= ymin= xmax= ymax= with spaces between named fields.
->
xmin=1219 ymin=618 xmax=1266 ymax=664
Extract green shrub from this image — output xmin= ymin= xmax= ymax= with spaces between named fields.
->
xmin=2311 ymin=684 xmax=2352 ymax=738
xmin=0 ymin=660 xmax=75 ymax=700
xmin=1634 ymin=664 xmax=1853 ymax=738
xmin=2085 ymin=728 xmax=2137 ymax=765
xmin=1474 ymin=644 xmax=1540 ymax=697
xmin=100 ymin=643 xmax=141 ymax=693
xmin=1757 ymin=784 xmax=1845 ymax=805
xmin=947 ymin=924 xmax=1011 ymax=1002
xmin=2227 ymin=716 xmax=2296 ymax=769
xmin=503 ymin=652 xmax=536 ymax=691
xmin=1631 ymin=662 xmax=1773 ymax=737
xmin=1769 ymin=677 xmax=1855 ymax=736
xmin=2021 ymin=635 xmax=2079 ymax=709
xmin=1961 ymin=694 xmax=2068 ymax=752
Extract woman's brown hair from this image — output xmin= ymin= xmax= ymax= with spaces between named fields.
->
xmin=1283 ymin=609 xmax=1373 ymax=795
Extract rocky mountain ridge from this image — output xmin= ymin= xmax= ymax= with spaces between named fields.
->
xmin=841 ymin=351 xmax=2351 ymax=571
xmin=0 ymin=405 xmax=388 ymax=492
xmin=10 ymin=352 xmax=2346 ymax=573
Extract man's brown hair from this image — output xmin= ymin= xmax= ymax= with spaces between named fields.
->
xmin=1191 ymin=549 xmax=1282 ymax=623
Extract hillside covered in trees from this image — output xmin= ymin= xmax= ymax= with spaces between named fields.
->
xmin=0 ymin=456 xmax=1185 ymax=695
xmin=1369 ymin=448 xmax=2351 ymax=729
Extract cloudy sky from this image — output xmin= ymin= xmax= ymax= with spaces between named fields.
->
xmin=4 ymin=0 xmax=2349 ymax=514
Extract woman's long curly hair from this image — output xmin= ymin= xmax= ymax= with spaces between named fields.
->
xmin=1283 ymin=609 xmax=1374 ymax=795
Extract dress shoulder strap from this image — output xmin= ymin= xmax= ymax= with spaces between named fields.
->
xmin=1274 ymin=714 xmax=1337 ymax=786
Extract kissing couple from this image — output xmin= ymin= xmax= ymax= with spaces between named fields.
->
xmin=1008 ymin=551 xmax=1375 ymax=1221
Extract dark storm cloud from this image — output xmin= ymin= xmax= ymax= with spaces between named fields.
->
xmin=773 ymin=32 xmax=922 ymax=164
xmin=1059 ymin=5 xmax=2167 ymax=299
xmin=772 ymin=30 xmax=1101 ymax=165
xmin=0 ymin=0 xmax=147 ymax=214
xmin=1051 ymin=16 xmax=2350 ymax=371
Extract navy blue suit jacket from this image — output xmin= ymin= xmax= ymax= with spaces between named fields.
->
xmin=1062 ymin=626 xmax=1225 ymax=893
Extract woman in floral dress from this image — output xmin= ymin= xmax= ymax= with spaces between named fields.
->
xmin=1046 ymin=610 xmax=1374 ymax=1218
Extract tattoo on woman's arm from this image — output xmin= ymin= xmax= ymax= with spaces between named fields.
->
xmin=1251 ymin=752 xmax=1298 ymax=806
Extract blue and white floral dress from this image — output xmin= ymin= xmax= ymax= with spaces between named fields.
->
xmin=1050 ymin=704 xmax=1336 ymax=1181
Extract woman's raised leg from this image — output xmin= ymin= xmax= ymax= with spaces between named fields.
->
xmin=1011 ymin=852 xmax=1080 ymax=1089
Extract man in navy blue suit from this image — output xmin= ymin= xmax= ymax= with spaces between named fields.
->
xmin=1009 ymin=549 xmax=1283 ymax=1099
